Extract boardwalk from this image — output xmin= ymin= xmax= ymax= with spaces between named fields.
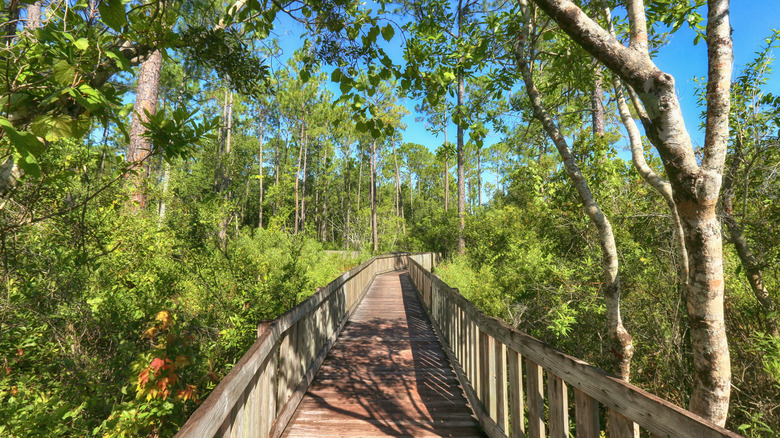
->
xmin=282 ymin=270 xmax=484 ymax=438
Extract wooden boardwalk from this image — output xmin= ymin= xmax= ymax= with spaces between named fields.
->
xmin=282 ymin=270 xmax=484 ymax=438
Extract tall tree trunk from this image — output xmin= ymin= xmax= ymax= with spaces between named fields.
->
xmin=456 ymin=4 xmax=466 ymax=255
xmin=357 ymin=142 xmax=363 ymax=213
xmin=345 ymin=156 xmax=352 ymax=249
xmin=477 ymin=148 xmax=482 ymax=207
xmin=625 ymin=84 xmax=690 ymax=284
xmin=409 ymin=170 xmax=414 ymax=222
xmin=258 ymin=118 xmax=264 ymax=229
xmin=320 ymin=145 xmax=328 ymax=242
xmin=157 ymin=162 xmax=170 ymax=226
xmin=294 ymin=119 xmax=305 ymax=234
xmin=527 ymin=0 xmax=733 ymax=424
xmin=392 ymin=139 xmax=405 ymax=236
xmin=606 ymin=9 xmax=689 ymax=286
xmin=370 ymin=140 xmax=378 ymax=252
xmin=128 ymin=49 xmax=163 ymax=209
xmin=301 ymin=138 xmax=309 ymax=233
xmin=444 ymin=125 xmax=450 ymax=212
xmin=217 ymin=90 xmax=233 ymax=246
xmin=515 ymin=0 xmax=633 ymax=386
xmin=722 ymin=132 xmax=778 ymax=337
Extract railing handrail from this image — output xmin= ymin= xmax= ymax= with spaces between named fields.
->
xmin=407 ymin=257 xmax=742 ymax=438
xmin=175 ymin=252 xmax=438 ymax=438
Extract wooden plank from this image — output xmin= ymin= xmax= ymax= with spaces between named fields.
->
xmin=495 ymin=339 xmax=508 ymax=434
xmin=270 ymin=296 xmax=353 ymax=438
xmin=282 ymin=270 xmax=481 ymax=438
xmin=574 ymin=388 xmax=599 ymax=438
xmin=479 ymin=329 xmax=489 ymax=409
xmin=487 ymin=334 xmax=497 ymax=421
xmin=508 ymin=349 xmax=524 ymax=438
xmin=404 ymin=259 xmax=743 ymax=438
xmin=260 ymin=346 xmax=278 ymax=438
xmin=526 ymin=358 xmax=545 ymax=438
xmin=548 ymin=373 xmax=568 ymax=438
xmin=175 ymin=254 xmax=403 ymax=438
xmin=408 ymin=276 xmax=507 ymax=438
xmin=607 ymin=409 xmax=638 ymax=438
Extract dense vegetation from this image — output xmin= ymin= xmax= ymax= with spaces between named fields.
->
xmin=1 ymin=0 xmax=778 ymax=436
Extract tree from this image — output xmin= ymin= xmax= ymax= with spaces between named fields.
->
xmin=513 ymin=0 xmax=634 ymax=403
xmin=523 ymin=0 xmax=733 ymax=425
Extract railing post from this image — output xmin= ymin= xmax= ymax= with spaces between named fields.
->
xmin=508 ymin=349 xmax=525 ymax=438
xmin=526 ymin=358 xmax=545 ymax=438
xmin=548 ymin=373 xmax=569 ymax=438
xmin=574 ymin=388 xmax=599 ymax=438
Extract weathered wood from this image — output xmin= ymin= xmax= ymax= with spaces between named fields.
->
xmin=548 ymin=373 xmax=568 ymax=438
xmin=495 ymin=339 xmax=508 ymax=434
xmin=176 ymin=253 xmax=427 ymax=438
xmin=259 ymin=348 xmax=277 ymax=438
xmin=269 ymin=297 xmax=352 ymax=438
xmin=607 ymin=409 xmax=638 ymax=438
xmin=480 ymin=330 xmax=489 ymax=408
xmin=574 ymin=388 xmax=599 ymax=438
xmin=282 ymin=270 xmax=480 ymax=438
xmin=406 ymin=258 xmax=743 ymax=438
xmin=413 ymin=276 xmax=507 ymax=438
xmin=508 ymin=349 xmax=524 ymax=438
xmin=487 ymin=334 xmax=497 ymax=421
xmin=526 ymin=359 xmax=545 ymax=438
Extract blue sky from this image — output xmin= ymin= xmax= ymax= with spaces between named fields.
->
xmin=272 ymin=3 xmax=780 ymax=159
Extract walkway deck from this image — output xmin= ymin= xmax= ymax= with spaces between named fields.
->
xmin=282 ymin=270 xmax=484 ymax=438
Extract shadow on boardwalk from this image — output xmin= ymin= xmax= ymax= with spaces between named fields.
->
xmin=282 ymin=271 xmax=484 ymax=438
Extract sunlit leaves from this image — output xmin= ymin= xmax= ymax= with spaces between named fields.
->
xmin=98 ymin=0 xmax=127 ymax=32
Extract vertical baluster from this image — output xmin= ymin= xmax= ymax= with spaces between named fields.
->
xmin=276 ymin=327 xmax=292 ymax=410
xmin=479 ymin=329 xmax=489 ymax=409
xmin=246 ymin=370 xmax=257 ymax=438
xmin=259 ymin=346 xmax=278 ymax=438
xmin=548 ymin=373 xmax=568 ymax=438
xmin=487 ymin=334 xmax=497 ymax=421
xmin=231 ymin=388 xmax=245 ymax=438
xmin=607 ymin=410 xmax=637 ymax=438
xmin=495 ymin=339 xmax=508 ymax=434
xmin=508 ymin=349 xmax=524 ymax=438
xmin=471 ymin=319 xmax=477 ymax=387
xmin=526 ymin=358 xmax=545 ymax=438
xmin=574 ymin=389 xmax=599 ymax=438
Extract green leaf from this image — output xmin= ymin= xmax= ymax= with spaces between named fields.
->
xmin=300 ymin=69 xmax=311 ymax=83
xmin=381 ymin=25 xmax=394 ymax=42
xmin=367 ymin=25 xmax=380 ymax=43
xmin=106 ymin=49 xmax=131 ymax=71
xmin=331 ymin=69 xmax=342 ymax=82
xmin=99 ymin=0 xmax=127 ymax=32
xmin=73 ymin=38 xmax=89 ymax=51
xmin=0 ymin=118 xmax=46 ymax=156
xmin=52 ymin=60 xmax=76 ymax=86
xmin=30 ymin=114 xmax=72 ymax=142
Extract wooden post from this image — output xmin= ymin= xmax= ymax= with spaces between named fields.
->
xmin=508 ymin=349 xmax=525 ymax=438
xmin=495 ymin=339 xmax=508 ymax=433
xmin=257 ymin=320 xmax=273 ymax=338
xmin=548 ymin=373 xmax=569 ymax=438
xmin=526 ymin=358 xmax=545 ymax=438
xmin=488 ymin=334 xmax=497 ymax=421
xmin=574 ymin=388 xmax=599 ymax=438
xmin=479 ymin=330 xmax=490 ymax=409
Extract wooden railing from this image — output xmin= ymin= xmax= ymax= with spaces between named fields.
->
xmin=407 ymin=258 xmax=743 ymax=438
xmin=175 ymin=253 xmax=433 ymax=438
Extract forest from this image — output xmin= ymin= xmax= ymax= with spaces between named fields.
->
xmin=0 ymin=0 xmax=778 ymax=436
